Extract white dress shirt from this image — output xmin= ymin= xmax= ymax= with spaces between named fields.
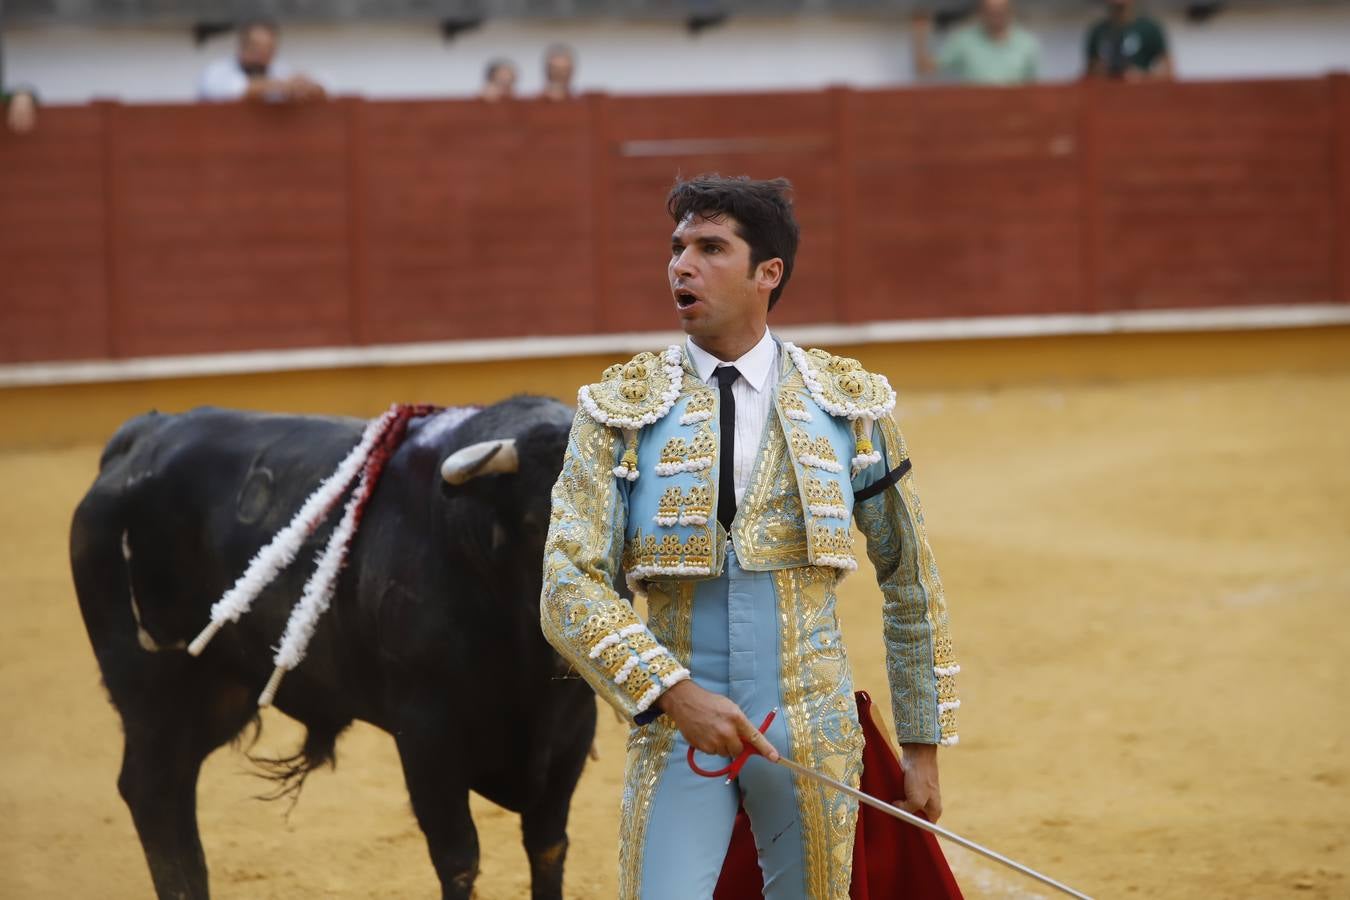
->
xmin=686 ymin=330 xmax=779 ymax=505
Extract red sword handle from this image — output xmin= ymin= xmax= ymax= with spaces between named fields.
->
xmin=686 ymin=709 xmax=777 ymax=780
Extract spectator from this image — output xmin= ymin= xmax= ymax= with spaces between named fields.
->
xmin=911 ymin=0 xmax=1040 ymax=86
xmin=4 ymin=86 xmax=38 ymax=135
xmin=198 ymin=18 xmax=327 ymax=103
xmin=481 ymin=59 xmax=518 ymax=102
xmin=1085 ymin=0 xmax=1174 ymax=81
xmin=541 ymin=44 xmax=576 ymax=101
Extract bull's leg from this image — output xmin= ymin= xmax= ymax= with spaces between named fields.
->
xmin=395 ymin=734 xmax=480 ymax=900
xmin=103 ymin=643 xmax=257 ymax=900
xmin=521 ymin=799 xmax=570 ymax=900
xmin=118 ymin=719 xmax=211 ymax=900
xmin=520 ymin=704 xmax=595 ymax=900
xmin=114 ymin=673 xmax=255 ymax=900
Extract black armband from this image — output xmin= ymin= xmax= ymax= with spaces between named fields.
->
xmin=853 ymin=458 xmax=911 ymax=504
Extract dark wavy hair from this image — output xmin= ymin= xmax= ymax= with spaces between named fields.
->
xmin=666 ymin=174 xmax=800 ymax=311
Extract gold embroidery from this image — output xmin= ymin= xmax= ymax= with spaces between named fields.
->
xmin=659 ymin=438 xmax=689 ymax=466
xmin=774 ymin=567 xmax=863 ymax=899
xmin=683 ymin=485 xmax=712 ymax=523
xmin=636 ymin=533 xmax=657 ymax=561
xmin=787 ymin=343 xmax=896 ymax=422
xmin=681 ymin=392 xmax=714 ymax=420
xmin=656 ymin=534 xmax=682 ymax=566
xmin=656 ymin=487 xmax=682 ymax=523
xmin=733 ymin=410 xmax=810 ymax=569
xmin=779 ymin=389 xmax=812 ymax=422
xmin=654 ymin=431 xmax=715 ymax=477
xmin=684 ymin=532 xmax=712 ymax=567
xmin=804 ymin=476 xmax=846 ymax=510
xmin=596 ymin=642 xmax=631 ymax=677
xmin=809 ymin=347 xmax=861 ymax=374
xmin=581 ymin=347 xmax=686 ymax=430
xmin=689 ymin=430 xmax=715 ymax=460
xmin=854 ymin=414 xmax=958 ymax=745
xmin=619 ymin=581 xmax=694 ymax=899
xmin=542 ymin=415 xmax=653 ymax=717
xmin=626 ymin=529 xmax=715 ymax=575
xmin=653 ymin=485 xmax=713 ymax=527
xmin=811 ymin=436 xmax=839 ymax=466
xmin=852 ymin=418 xmax=875 ymax=457
xmin=541 ymin=410 xmax=691 ymax=724
xmin=811 ymin=524 xmax=857 ymax=568
xmin=836 ymin=372 xmax=867 ymax=398
xmin=789 ymin=427 xmax=843 ymax=471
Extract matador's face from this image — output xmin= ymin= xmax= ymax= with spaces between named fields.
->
xmin=668 ymin=213 xmax=768 ymax=343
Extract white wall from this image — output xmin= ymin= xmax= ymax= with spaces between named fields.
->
xmin=5 ymin=4 xmax=1348 ymax=105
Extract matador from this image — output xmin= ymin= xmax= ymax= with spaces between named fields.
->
xmin=540 ymin=175 xmax=959 ymax=898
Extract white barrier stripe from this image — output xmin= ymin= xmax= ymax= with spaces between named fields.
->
xmin=4 ymin=304 xmax=1347 ymax=388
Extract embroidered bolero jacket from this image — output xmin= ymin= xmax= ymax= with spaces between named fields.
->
xmin=539 ymin=342 xmax=959 ymax=746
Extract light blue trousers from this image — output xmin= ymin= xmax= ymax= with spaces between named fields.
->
xmin=636 ymin=548 xmax=810 ymax=899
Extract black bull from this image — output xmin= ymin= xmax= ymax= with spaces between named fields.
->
xmin=69 ymin=395 xmax=597 ymax=900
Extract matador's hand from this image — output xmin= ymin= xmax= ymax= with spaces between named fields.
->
xmin=657 ymin=680 xmax=779 ymax=761
xmin=898 ymin=743 xmax=943 ymax=823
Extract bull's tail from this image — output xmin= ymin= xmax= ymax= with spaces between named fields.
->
xmin=71 ymin=420 xmax=160 ymax=675
xmin=246 ymin=720 xmax=343 ymax=814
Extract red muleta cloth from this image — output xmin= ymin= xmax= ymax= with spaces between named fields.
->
xmin=714 ymin=690 xmax=964 ymax=899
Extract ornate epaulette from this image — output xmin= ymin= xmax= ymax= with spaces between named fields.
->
xmin=577 ymin=345 xmax=685 ymax=481
xmin=784 ymin=342 xmax=896 ymax=476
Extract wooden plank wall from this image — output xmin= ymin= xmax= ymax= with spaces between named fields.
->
xmin=1 ymin=78 xmax=1346 ymax=365
xmin=1091 ymin=79 xmax=1338 ymax=311
xmin=0 ymin=106 xmax=110 ymax=363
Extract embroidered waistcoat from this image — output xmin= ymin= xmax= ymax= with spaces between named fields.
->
xmin=579 ymin=342 xmax=893 ymax=587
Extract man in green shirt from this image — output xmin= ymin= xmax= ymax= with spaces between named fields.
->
xmin=1085 ymin=0 xmax=1174 ymax=81
xmin=912 ymin=0 xmax=1040 ymax=86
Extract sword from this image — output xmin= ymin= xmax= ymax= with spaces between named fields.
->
xmin=687 ymin=709 xmax=1093 ymax=900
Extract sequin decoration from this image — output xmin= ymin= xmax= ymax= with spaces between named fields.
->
xmin=540 ymin=410 xmax=691 ymax=721
xmin=773 ymin=566 xmax=864 ymax=899
xmin=852 ymin=413 xmax=958 ymax=746
xmin=618 ymin=581 xmax=694 ymax=899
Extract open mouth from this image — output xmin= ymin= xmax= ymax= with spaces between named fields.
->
xmin=675 ymin=289 xmax=700 ymax=309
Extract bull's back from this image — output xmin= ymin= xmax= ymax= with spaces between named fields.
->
xmin=72 ymin=408 xmax=366 ymax=648
xmin=79 ymin=407 xmax=364 ymax=538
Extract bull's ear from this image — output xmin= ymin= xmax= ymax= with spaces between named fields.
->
xmin=441 ymin=439 xmax=519 ymax=485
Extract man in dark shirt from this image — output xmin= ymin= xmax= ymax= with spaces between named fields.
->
xmin=1085 ymin=0 xmax=1174 ymax=81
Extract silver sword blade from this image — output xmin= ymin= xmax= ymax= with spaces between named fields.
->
xmin=772 ymin=756 xmax=1093 ymax=900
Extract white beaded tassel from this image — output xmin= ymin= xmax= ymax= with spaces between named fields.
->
xmin=186 ymin=408 xmax=395 ymax=657
xmin=611 ymin=428 xmax=640 ymax=481
xmin=851 ymin=415 xmax=883 ymax=475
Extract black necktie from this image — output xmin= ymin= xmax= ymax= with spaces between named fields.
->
xmin=714 ymin=366 xmax=741 ymax=532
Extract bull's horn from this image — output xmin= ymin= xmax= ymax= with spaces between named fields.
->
xmin=441 ymin=439 xmax=519 ymax=485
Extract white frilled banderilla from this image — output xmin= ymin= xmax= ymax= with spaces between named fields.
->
xmin=688 ymin=709 xmax=1094 ymax=900
xmin=186 ymin=403 xmax=518 ymax=707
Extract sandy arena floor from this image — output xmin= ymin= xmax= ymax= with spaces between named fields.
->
xmin=2 ymin=370 xmax=1347 ymax=898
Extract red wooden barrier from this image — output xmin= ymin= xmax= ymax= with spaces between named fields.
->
xmin=597 ymin=90 xmax=840 ymax=333
xmin=1092 ymin=79 xmax=1337 ymax=311
xmin=1332 ymin=73 xmax=1350 ymax=307
xmin=845 ymin=84 xmax=1084 ymax=320
xmin=358 ymin=98 xmax=596 ymax=344
xmin=0 ymin=78 xmax=1345 ymax=366
xmin=104 ymin=102 xmax=354 ymax=358
xmin=0 ymin=106 xmax=110 ymax=363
